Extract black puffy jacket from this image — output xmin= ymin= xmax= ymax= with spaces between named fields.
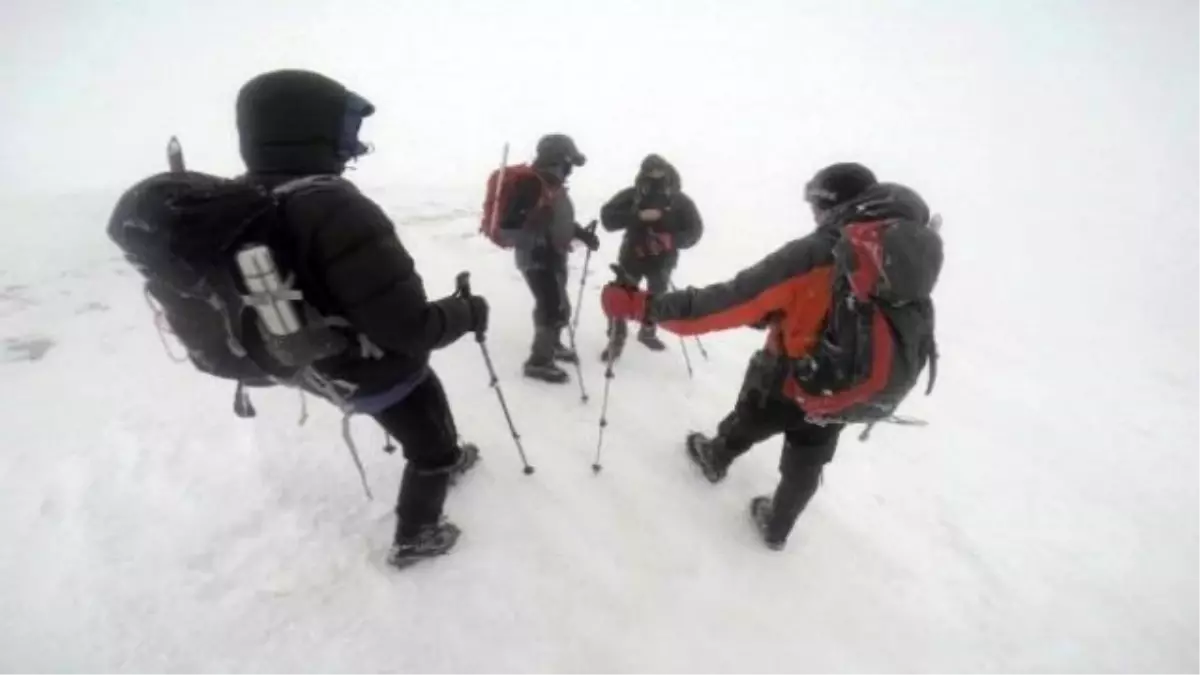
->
xmin=600 ymin=155 xmax=703 ymax=274
xmin=237 ymin=70 xmax=476 ymax=396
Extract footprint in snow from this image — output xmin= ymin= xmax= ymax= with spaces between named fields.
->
xmin=0 ymin=287 xmax=38 ymax=317
xmin=76 ymin=301 xmax=110 ymax=315
xmin=1 ymin=284 xmax=31 ymax=302
xmin=2 ymin=336 xmax=56 ymax=363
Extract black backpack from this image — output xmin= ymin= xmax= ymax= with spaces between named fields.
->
xmin=791 ymin=184 xmax=943 ymax=430
xmin=107 ymin=170 xmax=351 ymax=397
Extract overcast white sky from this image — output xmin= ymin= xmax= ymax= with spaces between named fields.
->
xmin=1 ymin=1 xmax=1196 ymax=329
xmin=1 ymin=0 xmax=1193 ymax=205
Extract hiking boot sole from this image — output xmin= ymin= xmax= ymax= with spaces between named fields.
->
xmin=686 ymin=432 xmax=727 ymax=484
xmin=749 ymin=496 xmax=786 ymax=551
xmin=387 ymin=524 xmax=462 ymax=569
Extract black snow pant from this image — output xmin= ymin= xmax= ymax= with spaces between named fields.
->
xmin=523 ymin=262 xmax=571 ymax=365
xmin=713 ymin=358 xmax=843 ymax=543
xmin=608 ymin=256 xmax=675 ymax=345
xmin=373 ymin=370 xmax=462 ymax=538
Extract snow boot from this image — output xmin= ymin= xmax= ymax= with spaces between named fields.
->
xmin=748 ymin=465 xmax=823 ymax=550
xmin=748 ymin=497 xmax=787 ymax=550
xmin=524 ymin=358 xmax=569 ymax=384
xmin=637 ymin=324 xmax=667 ymax=351
xmin=387 ymin=519 xmax=462 ymax=569
xmin=686 ymin=432 xmax=730 ymax=484
xmin=526 ymin=326 xmax=570 ymax=383
xmin=749 ymin=496 xmax=786 ymax=551
xmin=553 ymin=342 xmax=580 ymax=364
xmin=448 ymin=443 xmax=480 ymax=486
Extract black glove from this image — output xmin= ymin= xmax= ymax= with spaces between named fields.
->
xmin=575 ymin=221 xmax=600 ymax=252
xmin=463 ymin=295 xmax=489 ymax=334
xmin=432 ymin=294 xmax=490 ymax=347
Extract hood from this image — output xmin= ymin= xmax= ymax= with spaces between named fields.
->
xmin=236 ymin=69 xmax=375 ymax=176
xmin=637 ymin=154 xmax=682 ymax=191
xmin=633 ymin=154 xmax=682 ymax=210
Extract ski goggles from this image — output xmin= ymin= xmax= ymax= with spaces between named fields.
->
xmin=338 ymin=91 xmax=376 ymax=161
xmin=803 ymin=182 xmax=839 ymax=206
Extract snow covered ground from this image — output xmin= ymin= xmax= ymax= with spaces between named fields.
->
xmin=1 ymin=0 xmax=1196 ymax=672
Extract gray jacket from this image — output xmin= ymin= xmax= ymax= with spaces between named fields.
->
xmin=502 ymin=170 xmax=579 ymax=272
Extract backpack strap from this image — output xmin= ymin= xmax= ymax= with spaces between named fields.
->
xmin=537 ymin=173 xmax=557 ymax=206
xmin=239 ymin=270 xmax=304 ymax=329
xmin=143 ymin=284 xmax=190 ymax=364
xmin=323 ymin=314 xmax=385 ymax=359
xmin=857 ymin=414 xmax=929 ymax=442
xmin=271 ymin=174 xmax=346 ymax=198
xmin=921 ymin=298 xmax=938 ymax=396
xmin=925 ymin=335 xmax=938 ymax=396
xmin=512 ymin=165 xmax=556 ymax=220
xmin=233 ymin=381 xmax=257 ymax=418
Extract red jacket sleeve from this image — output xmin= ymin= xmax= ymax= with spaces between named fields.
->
xmin=647 ymin=231 xmax=835 ymax=337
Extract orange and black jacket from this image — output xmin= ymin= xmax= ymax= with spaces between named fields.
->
xmin=646 ymin=224 xmax=841 ymax=363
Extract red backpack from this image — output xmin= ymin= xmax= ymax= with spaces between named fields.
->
xmin=788 ymin=185 xmax=943 ymax=429
xmin=480 ymin=163 xmax=553 ymax=248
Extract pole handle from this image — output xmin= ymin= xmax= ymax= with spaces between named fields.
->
xmin=455 ymin=271 xmax=485 ymax=343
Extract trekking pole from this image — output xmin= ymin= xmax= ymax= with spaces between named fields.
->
xmin=564 ymin=220 xmax=598 ymax=403
xmin=592 ymin=344 xmax=616 ymax=474
xmin=593 ymin=264 xmax=635 ymax=474
xmin=571 ymin=222 xmax=596 ymax=336
xmin=456 ymin=272 xmax=535 ymax=475
xmin=670 ymin=281 xmax=709 ymax=361
xmin=563 ymin=320 xmax=589 ymax=403
xmin=678 ymin=330 xmax=695 ymax=379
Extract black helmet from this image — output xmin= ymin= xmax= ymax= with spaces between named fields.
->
xmin=804 ymin=162 xmax=877 ymax=209
xmin=534 ymin=134 xmax=586 ymax=168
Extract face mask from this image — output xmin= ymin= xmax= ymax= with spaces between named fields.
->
xmin=338 ymin=91 xmax=376 ymax=161
xmin=636 ymin=172 xmax=673 ymax=209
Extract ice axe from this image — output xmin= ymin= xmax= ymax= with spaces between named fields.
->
xmin=455 ymin=271 xmax=534 ymax=475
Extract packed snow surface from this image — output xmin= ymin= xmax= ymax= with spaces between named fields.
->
xmin=1 ymin=1 xmax=1195 ymax=671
